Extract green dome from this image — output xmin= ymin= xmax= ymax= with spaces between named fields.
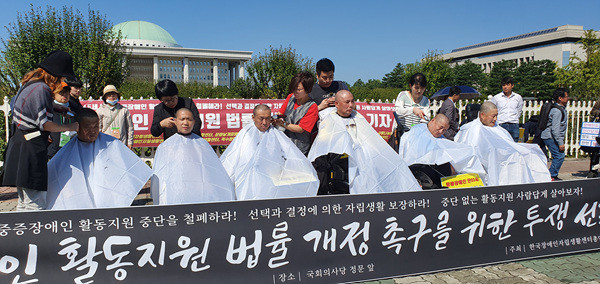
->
xmin=112 ymin=21 xmax=181 ymax=47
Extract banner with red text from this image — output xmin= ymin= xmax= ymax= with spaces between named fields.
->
xmin=82 ymin=99 xmax=395 ymax=147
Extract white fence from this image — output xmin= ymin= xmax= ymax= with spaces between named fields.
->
xmin=0 ymin=96 xmax=596 ymax=158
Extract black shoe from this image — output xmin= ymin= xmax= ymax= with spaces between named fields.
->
xmin=551 ymin=176 xmax=562 ymax=181
xmin=587 ymin=171 xmax=598 ymax=178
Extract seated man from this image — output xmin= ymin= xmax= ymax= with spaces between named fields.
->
xmin=220 ymin=104 xmax=319 ymax=200
xmin=455 ymin=101 xmax=551 ymax=186
xmin=46 ymin=108 xmax=152 ymax=210
xmin=308 ymin=90 xmax=421 ymax=194
xmin=151 ymin=108 xmax=235 ymax=205
xmin=399 ymin=114 xmax=487 ymax=186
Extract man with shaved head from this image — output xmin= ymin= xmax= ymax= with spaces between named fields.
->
xmin=151 ymin=108 xmax=235 ymax=205
xmin=46 ymin=108 xmax=152 ymax=210
xmin=309 ymin=90 xmax=421 ymax=194
xmin=455 ymin=101 xmax=550 ymax=186
xmin=399 ymin=114 xmax=487 ymax=186
xmin=220 ymin=104 xmax=319 ymax=200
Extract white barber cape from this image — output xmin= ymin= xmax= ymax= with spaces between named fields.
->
xmin=220 ymin=124 xmax=319 ymax=200
xmin=308 ymin=110 xmax=421 ymax=193
xmin=399 ymin=123 xmax=487 ymax=183
xmin=151 ymin=133 xmax=235 ymax=205
xmin=454 ymin=118 xmax=551 ymax=186
xmin=47 ymin=133 xmax=152 ymax=210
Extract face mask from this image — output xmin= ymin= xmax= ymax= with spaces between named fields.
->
xmin=54 ymin=100 xmax=69 ymax=107
xmin=106 ymin=99 xmax=119 ymax=106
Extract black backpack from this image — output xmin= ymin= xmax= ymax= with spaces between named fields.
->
xmin=537 ymin=102 xmax=565 ymax=131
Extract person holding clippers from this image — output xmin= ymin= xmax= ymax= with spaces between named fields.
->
xmin=3 ymin=50 xmax=79 ymax=211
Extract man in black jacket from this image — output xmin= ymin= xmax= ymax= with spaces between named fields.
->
xmin=150 ymin=79 xmax=202 ymax=140
xmin=438 ymin=86 xmax=460 ymax=140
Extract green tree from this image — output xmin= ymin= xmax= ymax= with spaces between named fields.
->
xmin=382 ymin=63 xmax=406 ymax=88
xmin=352 ymin=79 xmax=365 ymax=88
xmin=452 ymin=60 xmax=486 ymax=90
xmin=484 ymin=59 xmax=517 ymax=95
xmin=555 ymin=29 xmax=600 ymax=100
xmin=0 ymin=5 xmax=129 ymax=99
xmin=514 ymin=59 xmax=557 ymax=100
xmin=244 ymin=45 xmax=313 ymax=99
xmin=420 ymin=50 xmax=453 ymax=96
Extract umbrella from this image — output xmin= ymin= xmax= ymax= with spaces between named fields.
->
xmin=430 ymin=85 xmax=481 ymax=100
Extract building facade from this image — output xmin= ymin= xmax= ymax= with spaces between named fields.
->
xmin=443 ymin=25 xmax=598 ymax=72
xmin=112 ymin=21 xmax=252 ymax=87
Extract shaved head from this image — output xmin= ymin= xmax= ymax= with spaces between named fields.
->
xmin=175 ymin=108 xmax=192 ymax=118
xmin=479 ymin=101 xmax=498 ymax=127
xmin=253 ymin=104 xmax=271 ymax=115
xmin=428 ymin=114 xmax=450 ymax=138
xmin=335 ymin=90 xmax=355 ymax=118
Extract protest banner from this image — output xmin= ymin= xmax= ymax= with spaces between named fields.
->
xmin=82 ymin=99 xmax=395 ymax=147
xmin=0 ymin=179 xmax=599 ymax=283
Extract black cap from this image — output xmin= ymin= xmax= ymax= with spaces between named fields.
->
xmin=38 ymin=50 xmax=76 ymax=79
xmin=65 ymin=77 xmax=83 ymax=88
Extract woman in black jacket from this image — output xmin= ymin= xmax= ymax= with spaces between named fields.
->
xmin=150 ymin=79 xmax=202 ymax=140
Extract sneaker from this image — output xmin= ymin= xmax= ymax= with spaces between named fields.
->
xmin=551 ymin=176 xmax=562 ymax=181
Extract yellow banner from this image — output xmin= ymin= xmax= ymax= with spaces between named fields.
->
xmin=441 ymin=173 xmax=484 ymax=189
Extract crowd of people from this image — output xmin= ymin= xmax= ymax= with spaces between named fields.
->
xmin=1 ymin=51 xmax=582 ymax=211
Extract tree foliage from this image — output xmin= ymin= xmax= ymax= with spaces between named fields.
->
xmin=452 ymin=60 xmax=486 ymax=90
xmin=244 ymin=45 xmax=313 ymax=99
xmin=382 ymin=63 xmax=406 ymax=88
xmin=514 ymin=59 xmax=556 ymax=100
xmin=555 ymin=30 xmax=600 ymax=100
xmin=0 ymin=5 xmax=130 ymax=99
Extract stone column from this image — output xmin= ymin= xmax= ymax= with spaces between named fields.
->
xmin=153 ymin=56 xmax=159 ymax=83
xmin=213 ymin=58 xmax=218 ymax=87
xmin=183 ymin=57 xmax=189 ymax=83
xmin=239 ymin=61 xmax=245 ymax=79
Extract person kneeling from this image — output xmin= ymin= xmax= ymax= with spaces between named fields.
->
xmin=151 ymin=108 xmax=235 ymax=205
xmin=46 ymin=108 xmax=152 ymax=210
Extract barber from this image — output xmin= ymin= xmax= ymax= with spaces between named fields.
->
xmin=3 ymin=51 xmax=79 ymax=211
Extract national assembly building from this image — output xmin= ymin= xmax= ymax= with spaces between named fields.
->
xmin=111 ymin=20 xmax=253 ymax=87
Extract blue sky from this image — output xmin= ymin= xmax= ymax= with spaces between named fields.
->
xmin=0 ymin=0 xmax=598 ymax=84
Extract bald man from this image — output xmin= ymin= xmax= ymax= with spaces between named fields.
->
xmin=399 ymin=114 xmax=486 ymax=187
xmin=309 ymin=90 xmax=421 ymax=194
xmin=220 ymin=104 xmax=319 ymax=200
xmin=151 ymin=108 xmax=235 ymax=205
xmin=46 ymin=108 xmax=152 ymax=209
xmin=455 ymin=101 xmax=550 ymax=186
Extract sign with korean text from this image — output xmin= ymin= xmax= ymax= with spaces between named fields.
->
xmin=0 ymin=179 xmax=599 ymax=283
xmin=441 ymin=173 xmax=485 ymax=189
xmin=82 ymin=99 xmax=396 ymax=147
xmin=579 ymin=122 xmax=600 ymax=148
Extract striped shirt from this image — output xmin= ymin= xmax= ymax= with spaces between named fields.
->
xmin=12 ymin=82 xmax=54 ymax=131
xmin=394 ymin=91 xmax=430 ymax=131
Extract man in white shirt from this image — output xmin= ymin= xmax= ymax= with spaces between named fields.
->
xmin=490 ymin=76 xmax=523 ymax=142
xmin=220 ymin=104 xmax=319 ymax=200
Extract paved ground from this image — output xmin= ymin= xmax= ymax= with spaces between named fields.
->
xmin=1 ymin=158 xmax=598 ymax=283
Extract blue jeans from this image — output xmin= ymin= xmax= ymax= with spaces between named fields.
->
xmin=500 ymin=123 xmax=519 ymax=142
xmin=543 ymin=138 xmax=565 ymax=177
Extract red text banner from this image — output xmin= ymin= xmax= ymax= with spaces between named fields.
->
xmin=82 ymin=99 xmax=395 ymax=147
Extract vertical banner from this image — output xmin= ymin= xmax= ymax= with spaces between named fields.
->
xmin=0 ymin=179 xmax=599 ymax=283
xmin=82 ymin=99 xmax=396 ymax=147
